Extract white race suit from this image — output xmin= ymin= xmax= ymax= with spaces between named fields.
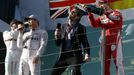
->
xmin=3 ymin=30 xmax=22 ymax=75
xmin=17 ymin=28 xmax=48 ymax=75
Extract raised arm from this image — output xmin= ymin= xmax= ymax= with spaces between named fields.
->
xmin=88 ymin=13 xmax=101 ymax=28
xmin=17 ymin=31 xmax=26 ymax=49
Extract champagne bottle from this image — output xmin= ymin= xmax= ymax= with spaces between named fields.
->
xmin=76 ymin=3 xmax=104 ymax=15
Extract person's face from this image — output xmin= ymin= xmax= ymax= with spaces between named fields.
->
xmin=69 ymin=10 xmax=77 ymax=19
xmin=68 ymin=10 xmax=80 ymax=26
xmin=11 ymin=24 xmax=17 ymax=30
xmin=28 ymin=19 xmax=38 ymax=29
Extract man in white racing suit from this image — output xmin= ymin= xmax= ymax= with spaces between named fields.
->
xmin=3 ymin=19 xmax=23 ymax=75
xmin=17 ymin=14 xmax=48 ymax=75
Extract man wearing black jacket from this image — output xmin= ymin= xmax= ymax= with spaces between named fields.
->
xmin=51 ymin=8 xmax=90 ymax=75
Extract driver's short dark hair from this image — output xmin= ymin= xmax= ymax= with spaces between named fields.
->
xmin=10 ymin=19 xmax=23 ymax=26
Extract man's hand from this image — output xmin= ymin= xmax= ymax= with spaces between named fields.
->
xmin=32 ymin=56 xmax=39 ymax=64
xmin=54 ymin=29 xmax=61 ymax=40
xmin=83 ymin=53 xmax=89 ymax=62
xmin=18 ymin=24 xmax=24 ymax=33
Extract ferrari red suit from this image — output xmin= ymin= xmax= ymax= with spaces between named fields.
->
xmin=88 ymin=10 xmax=124 ymax=75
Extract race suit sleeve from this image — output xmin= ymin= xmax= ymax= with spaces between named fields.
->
xmin=3 ymin=31 xmax=8 ymax=42
xmin=17 ymin=32 xmax=24 ymax=49
xmin=79 ymin=26 xmax=90 ymax=56
xmin=88 ymin=11 xmax=122 ymax=29
xmin=36 ymin=30 xmax=48 ymax=57
xmin=3 ymin=31 xmax=9 ymax=48
xmin=88 ymin=13 xmax=101 ymax=28
xmin=3 ymin=31 xmax=18 ymax=41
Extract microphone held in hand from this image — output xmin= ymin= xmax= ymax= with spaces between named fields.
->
xmin=56 ymin=23 xmax=61 ymax=29
xmin=55 ymin=23 xmax=62 ymax=39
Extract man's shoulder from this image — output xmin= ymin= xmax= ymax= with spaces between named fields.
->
xmin=3 ymin=30 xmax=10 ymax=36
xmin=3 ymin=30 xmax=9 ymax=33
xmin=38 ymin=29 xmax=48 ymax=34
xmin=107 ymin=9 xmax=122 ymax=21
xmin=38 ymin=29 xmax=46 ymax=31
xmin=23 ymin=31 xmax=30 ymax=36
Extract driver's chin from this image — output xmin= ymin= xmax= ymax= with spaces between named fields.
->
xmin=11 ymin=28 xmax=15 ymax=31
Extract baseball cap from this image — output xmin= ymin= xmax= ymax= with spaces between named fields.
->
xmin=24 ymin=14 xmax=38 ymax=21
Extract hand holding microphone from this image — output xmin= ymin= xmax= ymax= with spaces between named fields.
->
xmin=17 ymin=24 xmax=24 ymax=33
xmin=54 ymin=23 xmax=62 ymax=40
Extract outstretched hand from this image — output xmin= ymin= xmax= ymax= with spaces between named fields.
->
xmin=83 ymin=53 xmax=90 ymax=62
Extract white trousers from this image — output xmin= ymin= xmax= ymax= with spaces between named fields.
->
xmin=5 ymin=50 xmax=21 ymax=75
xmin=19 ymin=49 xmax=40 ymax=75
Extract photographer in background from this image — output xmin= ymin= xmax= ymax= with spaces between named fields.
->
xmin=51 ymin=7 xmax=90 ymax=75
xmin=87 ymin=0 xmax=124 ymax=75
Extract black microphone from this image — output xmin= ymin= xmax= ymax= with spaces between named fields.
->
xmin=55 ymin=23 xmax=62 ymax=39
xmin=56 ymin=23 xmax=61 ymax=29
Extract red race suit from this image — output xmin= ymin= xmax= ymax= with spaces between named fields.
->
xmin=88 ymin=10 xmax=124 ymax=75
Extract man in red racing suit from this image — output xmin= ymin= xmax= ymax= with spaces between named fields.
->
xmin=88 ymin=0 xmax=124 ymax=75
